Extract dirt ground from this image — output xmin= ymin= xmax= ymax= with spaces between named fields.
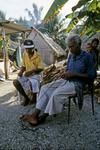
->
xmin=0 ymin=73 xmax=100 ymax=150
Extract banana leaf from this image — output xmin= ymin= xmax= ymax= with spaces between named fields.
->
xmin=44 ymin=0 xmax=68 ymax=22
xmin=72 ymin=0 xmax=91 ymax=11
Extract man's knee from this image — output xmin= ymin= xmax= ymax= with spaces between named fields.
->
xmin=13 ymin=79 xmax=20 ymax=87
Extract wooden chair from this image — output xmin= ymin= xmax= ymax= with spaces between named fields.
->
xmin=67 ymin=80 xmax=94 ymax=124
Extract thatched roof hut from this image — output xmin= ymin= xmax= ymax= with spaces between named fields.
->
xmin=28 ymin=27 xmax=66 ymax=65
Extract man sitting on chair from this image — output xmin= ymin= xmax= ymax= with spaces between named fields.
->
xmin=20 ymin=34 xmax=96 ymax=125
xmin=13 ymin=39 xmax=44 ymax=106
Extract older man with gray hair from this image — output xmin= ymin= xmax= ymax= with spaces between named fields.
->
xmin=20 ymin=34 xmax=96 ymax=126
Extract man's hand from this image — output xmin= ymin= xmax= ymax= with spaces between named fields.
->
xmin=61 ymin=71 xmax=75 ymax=79
xmin=24 ymin=71 xmax=34 ymax=77
xmin=24 ymin=68 xmax=43 ymax=77
xmin=18 ymin=66 xmax=25 ymax=77
xmin=18 ymin=71 xmax=23 ymax=77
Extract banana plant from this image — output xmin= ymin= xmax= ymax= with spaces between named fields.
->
xmin=44 ymin=0 xmax=68 ymax=22
xmin=62 ymin=0 xmax=100 ymax=36
xmin=44 ymin=0 xmax=100 ymax=36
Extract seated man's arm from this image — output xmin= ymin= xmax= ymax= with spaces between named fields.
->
xmin=24 ymin=68 xmax=43 ymax=77
xmin=61 ymin=53 xmax=96 ymax=80
xmin=18 ymin=52 xmax=26 ymax=77
xmin=69 ymin=71 xmax=88 ymax=78
xmin=18 ymin=66 xmax=26 ymax=77
xmin=61 ymin=71 xmax=88 ymax=80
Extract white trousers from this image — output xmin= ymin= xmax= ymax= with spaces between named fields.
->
xmin=17 ymin=75 xmax=41 ymax=95
xmin=36 ymin=79 xmax=76 ymax=115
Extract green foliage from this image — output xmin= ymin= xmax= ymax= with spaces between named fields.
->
xmin=0 ymin=39 xmax=2 ymax=51
xmin=44 ymin=0 xmax=100 ymax=36
xmin=43 ymin=16 xmax=67 ymax=49
xmin=44 ymin=0 xmax=68 ymax=22
xmin=65 ymin=0 xmax=100 ymax=35
xmin=72 ymin=0 xmax=91 ymax=11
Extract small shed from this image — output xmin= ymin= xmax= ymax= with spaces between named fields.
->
xmin=28 ymin=27 xmax=66 ymax=65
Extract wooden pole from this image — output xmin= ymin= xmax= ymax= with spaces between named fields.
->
xmin=2 ymin=28 xmax=9 ymax=79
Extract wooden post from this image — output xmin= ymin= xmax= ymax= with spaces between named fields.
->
xmin=2 ymin=28 xmax=9 ymax=79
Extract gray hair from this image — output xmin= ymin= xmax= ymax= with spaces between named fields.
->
xmin=66 ymin=34 xmax=81 ymax=46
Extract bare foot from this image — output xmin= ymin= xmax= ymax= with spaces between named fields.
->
xmin=19 ymin=114 xmax=38 ymax=125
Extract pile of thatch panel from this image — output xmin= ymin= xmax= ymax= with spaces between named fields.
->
xmin=42 ymin=65 xmax=65 ymax=85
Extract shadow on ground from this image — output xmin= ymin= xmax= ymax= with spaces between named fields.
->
xmin=0 ymin=81 xmax=100 ymax=150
